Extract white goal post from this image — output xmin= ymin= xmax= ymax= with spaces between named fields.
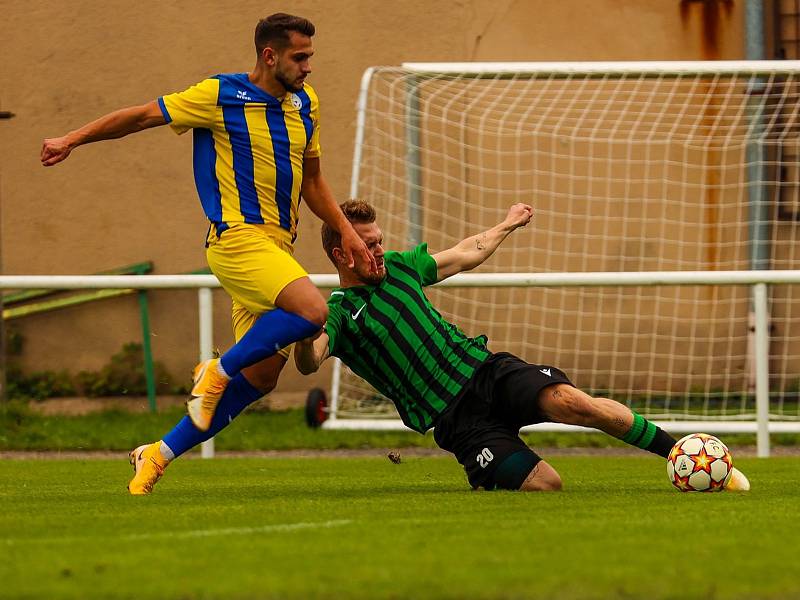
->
xmin=324 ymin=61 xmax=800 ymax=454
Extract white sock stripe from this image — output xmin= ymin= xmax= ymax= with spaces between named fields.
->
xmin=216 ymin=360 xmax=231 ymax=379
xmin=158 ymin=441 xmax=175 ymax=462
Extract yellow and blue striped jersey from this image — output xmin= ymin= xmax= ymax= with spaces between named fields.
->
xmin=158 ymin=73 xmax=321 ymax=240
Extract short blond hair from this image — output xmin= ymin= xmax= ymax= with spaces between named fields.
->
xmin=321 ymin=200 xmax=376 ymax=264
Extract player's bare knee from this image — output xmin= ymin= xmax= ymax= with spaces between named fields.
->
xmin=276 ymin=279 xmax=328 ymax=326
xmin=519 ymin=461 xmax=562 ymax=492
xmin=313 ymin=301 xmax=329 ymax=326
xmin=299 ymin=299 xmax=328 ymax=327
xmin=543 ymin=384 xmax=596 ymax=427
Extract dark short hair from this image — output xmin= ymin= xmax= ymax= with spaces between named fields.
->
xmin=254 ymin=13 xmax=315 ymax=55
xmin=322 ymin=200 xmax=377 ymax=264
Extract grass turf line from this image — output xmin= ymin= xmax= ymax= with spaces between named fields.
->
xmin=0 ymin=456 xmax=798 ymax=600
xmin=0 ymin=404 xmax=440 ymax=451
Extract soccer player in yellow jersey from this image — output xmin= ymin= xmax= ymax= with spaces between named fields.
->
xmin=41 ymin=14 xmax=376 ymax=494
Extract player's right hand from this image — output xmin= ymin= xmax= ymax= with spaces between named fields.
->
xmin=40 ymin=136 xmax=74 ymax=166
xmin=342 ymin=227 xmax=379 ymax=274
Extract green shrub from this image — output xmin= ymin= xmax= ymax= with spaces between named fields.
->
xmin=6 ymin=366 xmax=76 ymax=400
xmin=74 ymin=342 xmax=175 ymax=397
xmin=6 ymin=341 xmax=179 ymax=400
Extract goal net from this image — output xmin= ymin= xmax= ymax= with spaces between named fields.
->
xmin=325 ymin=61 xmax=800 ymax=434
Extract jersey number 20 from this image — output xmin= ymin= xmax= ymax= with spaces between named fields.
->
xmin=476 ymin=448 xmax=494 ymax=468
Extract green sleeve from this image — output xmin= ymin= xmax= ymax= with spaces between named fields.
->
xmin=413 ymin=243 xmax=439 ymax=286
xmin=387 ymin=243 xmax=438 ymax=286
xmin=325 ymin=301 xmax=343 ymax=355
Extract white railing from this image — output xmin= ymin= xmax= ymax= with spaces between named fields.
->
xmin=401 ymin=60 xmax=800 ymax=76
xmin=3 ymin=271 xmax=800 ymax=457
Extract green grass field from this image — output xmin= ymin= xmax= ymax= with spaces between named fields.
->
xmin=1 ymin=455 xmax=798 ymax=600
xmin=3 ymin=404 xmax=799 ymax=452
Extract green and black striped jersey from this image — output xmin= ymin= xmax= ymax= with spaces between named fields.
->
xmin=325 ymin=243 xmax=491 ymax=433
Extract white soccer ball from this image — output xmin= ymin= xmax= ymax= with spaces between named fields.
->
xmin=666 ymin=433 xmax=733 ymax=492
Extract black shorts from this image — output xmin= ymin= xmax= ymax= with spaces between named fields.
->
xmin=433 ymin=352 xmax=573 ymax=490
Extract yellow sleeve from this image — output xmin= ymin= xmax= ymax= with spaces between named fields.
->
xmin=158 ymin=78 xmax=220 ymax=135
xmin=305 ymin=87 xmax=322 ymax=158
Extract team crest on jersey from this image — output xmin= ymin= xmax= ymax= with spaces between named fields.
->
xmin=290 ymin=93 xmax=302 ymax=108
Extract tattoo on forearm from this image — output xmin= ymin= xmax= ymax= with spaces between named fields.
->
xmin=613 ymin=417 xmax=625 ymax=428
xmin=475 ymin=233 xmax=486 ymax=250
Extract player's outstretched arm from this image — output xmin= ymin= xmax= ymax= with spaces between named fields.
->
xmin=294 ymin=331 xmax=331 ymax=375
xmin=301 ymin=156 xmax=378 ymax=273
xmin=41 ymin=100 xmax=166 ymax=166
xmin=432 ymin=203 xmax=533 ymax=282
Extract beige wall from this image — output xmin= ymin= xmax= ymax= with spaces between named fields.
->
xmin=0 ymin=1 xmax=747 ymax=399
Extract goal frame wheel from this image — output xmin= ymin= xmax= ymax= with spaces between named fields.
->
xmin=305 ymin=387 xmax=328 ymax=428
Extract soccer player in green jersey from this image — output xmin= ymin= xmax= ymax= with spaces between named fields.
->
xmin=295 ymin=200 xmax=751 ymax=491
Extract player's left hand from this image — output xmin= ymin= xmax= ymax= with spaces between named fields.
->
xmin=505 ymin=203 xmax=533 ymax=229
xmin=341 ymin=227 xmax=379 ymax=273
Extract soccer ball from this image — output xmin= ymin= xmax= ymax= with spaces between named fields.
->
xmin=666 ymin=433 xmax=733 ymax=492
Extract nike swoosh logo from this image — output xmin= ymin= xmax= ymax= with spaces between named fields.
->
xmin=137 ymin=451 xmax=144 ymax=462
xmin=351 ymin=304 xmax=366 ymax=320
